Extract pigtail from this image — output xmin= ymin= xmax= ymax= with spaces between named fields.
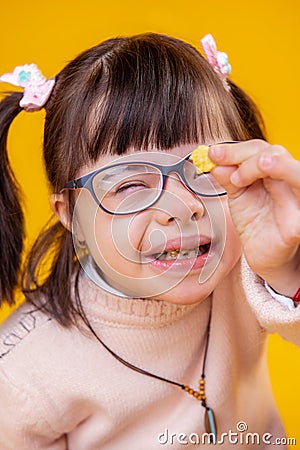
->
xmin=22 ymin=218 xmax=80 ymax=327
xmin=0 ymin=92 xmax=24 ymax=305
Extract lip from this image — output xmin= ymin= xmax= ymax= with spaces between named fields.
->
xmin=146 ymin=246 xmax=214 ymax=273
xmin=142 ymin=235 xmax=212 ymax=258
xmin=141 ymin=234 xmax=214 ymax=274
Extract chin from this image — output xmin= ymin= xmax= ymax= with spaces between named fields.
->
xmin=151 ymin=277 xmax=215 ymax=305
xmin=153 ymin=253 xmax=240 ymax=305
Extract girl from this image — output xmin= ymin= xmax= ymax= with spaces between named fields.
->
xmin=0 ymin=33 xmax=299 ymax=449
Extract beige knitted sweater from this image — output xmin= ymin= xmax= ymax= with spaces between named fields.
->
xmin=0 ymin=257 xmax=299 ymax=449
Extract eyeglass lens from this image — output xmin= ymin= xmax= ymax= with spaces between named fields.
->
xmin=91 ymin=158 xmax=225 ymax=214
xmin=92 ymin=164 xmax=162 ymax=213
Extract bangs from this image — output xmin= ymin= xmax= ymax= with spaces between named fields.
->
xmin=86 ymin=34 xmax=244 ymax=159
xmin=44 ymin=33 xmax=247 ymax=188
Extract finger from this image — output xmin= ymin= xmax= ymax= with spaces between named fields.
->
xmin=211 ymin=165 xmax=246 ymax=197
xmin=227 ymin=147 xmax=284 ymax=188
xmin=229 ymin=148 xmax=300 ymax=190
xmin=209 ymin=139 xmax=275 ymax=166
xmin=258 ymin=150 xmax=300 ymax=191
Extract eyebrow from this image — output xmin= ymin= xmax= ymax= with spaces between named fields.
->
xmin=99 ymin=164 xmax=152 ymax=182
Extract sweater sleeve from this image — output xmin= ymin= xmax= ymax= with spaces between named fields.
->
xmin=0 ymin=367 xmax=67 ymax=450
xmin=241 ymin=257 xmax=300 ymax=347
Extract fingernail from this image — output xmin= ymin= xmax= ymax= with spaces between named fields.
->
xmin=210 ymin=146 xmax=224 ymax=160
xmin=259 ymin=154 xmax=273 ymax=169
xmin=230 ymin=171 xmax=241 ymax=186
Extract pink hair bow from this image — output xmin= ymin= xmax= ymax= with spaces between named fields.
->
xmin=0 ymin=64 xmax=55 ymax=112
xmin=201 ymin=34 xmax=231 ymax=91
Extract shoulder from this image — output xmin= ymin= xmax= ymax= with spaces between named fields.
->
xmin=0 ymin=303 xmax=71 ymax=446
xmin=0 ymin=302 xmax=52 ymax=360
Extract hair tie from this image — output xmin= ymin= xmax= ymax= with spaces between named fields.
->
xmin=0 ymin=64 xmax=55 ymax=112
xmin=200 ymin=34 xmax=231 ymax=91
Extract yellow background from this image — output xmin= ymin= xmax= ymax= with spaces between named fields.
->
xmin=0 ymin=0 xmax=299 ymax=447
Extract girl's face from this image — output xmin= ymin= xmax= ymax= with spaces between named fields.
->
xmin=68 ymin=145 xmax=242 ymax=305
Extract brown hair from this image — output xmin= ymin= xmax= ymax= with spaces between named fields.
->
xmin=0 ymin=33 xmax=266 ymax=325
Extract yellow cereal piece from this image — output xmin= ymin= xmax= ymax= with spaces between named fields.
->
xmin=189 ymin=145 xmax=216 ymax=173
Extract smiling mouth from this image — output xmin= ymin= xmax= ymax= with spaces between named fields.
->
xmin=152 ymin=243 xmax=211 ymax=261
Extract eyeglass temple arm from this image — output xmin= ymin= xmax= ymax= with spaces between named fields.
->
xmin=63 ymin=175 xmax=89 ymax=189
xmin=63 ymin=180 xmax=77 ymax=189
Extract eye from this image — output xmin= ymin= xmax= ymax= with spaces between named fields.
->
xmin=115 ymin=181 xmax=149 ymax=194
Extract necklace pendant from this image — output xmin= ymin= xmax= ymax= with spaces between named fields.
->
xmin=204 ymin=406 xmax=217 ymax=444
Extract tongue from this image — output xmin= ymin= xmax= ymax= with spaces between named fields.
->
xmin=198 ymin=243 xmax=210 ymax=256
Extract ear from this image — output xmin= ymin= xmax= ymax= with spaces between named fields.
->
xmin=50 ymin=192 xmax=86 ymax=243
xmin=50 ymin=193 xmax=72 ymax=231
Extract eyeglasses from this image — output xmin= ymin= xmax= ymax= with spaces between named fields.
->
xmin=62 ymin=145 xmax=233 ymax=215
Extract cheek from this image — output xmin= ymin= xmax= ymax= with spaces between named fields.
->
xmin=103 ymin=210 xmax=156 ymax=262
xmin=98 ymin=214 xmax=138 ymax=265
xmin=72 ymin=190 xmax=108 ymax=261
xmin=125 ymin=211 xmax=156 ymax=253
xmin=73 ymin=191 xmax=151 ymax=268
xmin=72 ymin=191 xmax=96 ymax=241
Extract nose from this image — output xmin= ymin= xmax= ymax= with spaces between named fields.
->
xmin=153 ymin=174 xmax=205 ymax=225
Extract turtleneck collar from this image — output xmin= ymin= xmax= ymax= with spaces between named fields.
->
xmin=76 ymin=272 xmax=204 ymax=329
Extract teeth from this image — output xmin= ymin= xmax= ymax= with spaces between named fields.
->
xmin=154 ymin=244 xmax=210 ymax=261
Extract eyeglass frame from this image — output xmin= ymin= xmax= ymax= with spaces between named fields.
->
xmin=62 ymin=141 xmax=238 ymax=215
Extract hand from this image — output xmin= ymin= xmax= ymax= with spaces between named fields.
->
xmin=209 ymin=140 xmax=300 ymax=297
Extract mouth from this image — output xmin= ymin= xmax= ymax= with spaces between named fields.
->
xmin=152 ymin=243 xmax=211 ymax=261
